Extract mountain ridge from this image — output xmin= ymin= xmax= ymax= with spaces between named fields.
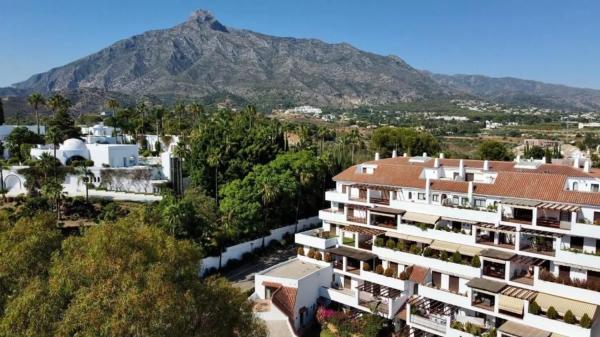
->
xmin=4 ymin=9 xmax=600 ymax=112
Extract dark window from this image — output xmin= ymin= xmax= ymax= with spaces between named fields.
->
xmin=592 ymin=184 xmax=599 ymax=192
xmin=560 ymin=211 xmax=571 ymax=222
xmin=417 ymin=193 xmax=426 ymax=200
xmin=342 ymin=185 xmax=347 ymax=193
xmin=449 ymin=276 xmax=459 ymax=293
xmin=465 ymin=173 xmax=475 ymax=182
xmin=474 ymin=198 xmax=486 ymax=207
xmin=559 ymin=265 xmax=570 ymax=280
xmin=408 ymin=192 xmax=412 ymax=199
xmin=595 ymin=212 xmax=600 ymax=225
xmin=588 ymin=270 xmax=600 ymax=283
xmin=432 ymin=194 xmax=439 ymax=202
xmin=571 ymin=236 xmax=584 ymax=250
xmin=362 ymin=167 xmax=367 ymax=174
xmin=596 ymin=239 xmax=600 ymax=252
xmin=432 ymin=271 xmax=442 ymax=288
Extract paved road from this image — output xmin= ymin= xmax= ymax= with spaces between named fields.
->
xmin=223 ymin=245 xmax=297 ymax=292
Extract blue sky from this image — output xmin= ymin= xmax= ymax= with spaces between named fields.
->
xmin=1 ymin=0 xmax=599 ymax=88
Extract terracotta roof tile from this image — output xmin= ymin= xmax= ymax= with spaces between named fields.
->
xmin=409 ymin=266 xmax=429 ymax=284
xmin=271 ymin=286 xmax=297 ymax=318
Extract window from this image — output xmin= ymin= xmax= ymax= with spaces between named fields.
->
xmin=572 ymin=182 xmax=579 ymax=191
xmin=432 ymin=194 xmax=439 ymax=202
xmin=570 ymin=236 xmax=584 ymax=250
xmin=452 ymin=196 xmax=460 ymax=205
xmin=361 ymin=167 xmax=367 ymax=174
xmin=408 ymin=192 xmax=413 ymax=199
xmin=432 ymin=271 xmax=441 ymax=288
xmin=417 ymin=193 xmax=426 ymax=200
xmin=595 ymin=212 xmax=600 ymax=225
xmin=592 ymin=184 xmax=600 ymax=192
xmin=559 ymin=211 xmax=571 ymax=222
xmin=465 ymin=173 xmax=475 ymax=182
xmin=474 ymin=198 xmax=486 ymax=208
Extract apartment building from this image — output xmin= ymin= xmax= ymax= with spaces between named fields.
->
xmin=254 ymin=152 xmax=600 ymax=337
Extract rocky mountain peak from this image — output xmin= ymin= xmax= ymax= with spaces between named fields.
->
xmin=186 ymin=9 xmax=228 ymax=32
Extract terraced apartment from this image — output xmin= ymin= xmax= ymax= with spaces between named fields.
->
xmin=254 ymin=153 xmax=600 ymax=337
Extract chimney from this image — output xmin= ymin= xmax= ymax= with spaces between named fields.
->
xmin=403 ymin=152 xmax=408 ymax=158
xmin=541 ymin=156 xmax=546 ymax=163
xmin=439 ymin=153 xmax=445 ymax=159
xmin=434 ymin=158 xmax=440 ymax=168
xmin=515 ymin=155 xmax=521 ymax=162
xmin=573 ymin=156 xmax=580 ymax=168
xmin=584 ymin=160 xmax=591 ymax=173
xmin=483 ymin=160 xmax=489 ymax=171
xmin=423 ymin=152 xmax=427 ymax=157
xmin=375 ymin=152 xmax=380 ymax=161
xmin=392 ymin=150 xmax=397 ymax=158
xmin=468 ymin=181 xmax=474 ymax=202
xmin=425 ymin=177 xmax=431 ymax=203
xmin=459 ymin=160 xmax=465 ymax=179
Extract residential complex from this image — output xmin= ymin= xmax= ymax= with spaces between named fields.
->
xmin=254 ymin=152 xmax=600 ymax=337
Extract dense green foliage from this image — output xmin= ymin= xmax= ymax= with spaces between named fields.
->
xmin=476 ymin=140 xmax=513 ymax=161
xmin=370 ymin=126 xmax=440 ymax=157
xmin=0 ymin=213 xmax=266 ymax=337
xmin=5 ymin=127 xmax=44 ymax=162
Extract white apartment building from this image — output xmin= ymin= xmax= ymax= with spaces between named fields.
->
xmin=255 ymin=152 xmax=600 ymax=337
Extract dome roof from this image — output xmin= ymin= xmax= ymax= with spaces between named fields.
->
xmin=60 ymin=138 xmax=87 ymax=151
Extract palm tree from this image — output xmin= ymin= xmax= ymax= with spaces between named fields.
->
xmin=41 ymin=180 xmax=64 ymax=220
xmin=206 ymin=150 xmax=221 ymax=205
xmin=187 ymin=102 xmax=204 ymax=127
xmin=46 ymin=94 xmax=70 ymax=117
xmin=258 ymin=179 xmax=281 ymax=248
xmin=174 ymin=103 xmax=186 ymax=136
xmin=136 ymin=101 xmax=148 ymax=136
xmin=27 ymin=93 xmax=45 ymax=135
xmin=75 ymin=164 xmax=94 ymax=201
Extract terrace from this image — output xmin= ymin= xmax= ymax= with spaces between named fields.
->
xmin=475 ymin=223 xmax=516 ymax=250
xmin=510 ymin=255 xmax=546 ymax=286
xmin=519 ymin=229 xmax=560 ymax=257
xmin=370 ymin=206 xmax=404 ymax=230
xmin=501 ymin=198 xmax=537 ymax=225
xmin=535 ymin=202 xmax=578 ymax=230
xmin=408 ymin=297 xmax=456 ymax=334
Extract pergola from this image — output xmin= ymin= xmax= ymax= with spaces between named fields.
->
xmin=357 ymin=281 xmax=401 ymax=298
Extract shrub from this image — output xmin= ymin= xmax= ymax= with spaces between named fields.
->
xmin=471 ymin=255 xmax=481 ymax=268
xmin=297 ymin=247 xmax=305 ymax=256
xmin=314 ymin=252 xmax=323 ymax=261
xmin=439 ymin=251 xmax=449 ymax=260
xmin=423 ymin=247 xmax=433 ymax=257
xmin=363 ymin=262 xmax=372 ymax=271
xmin=563 ymin=310 xmax=576 ymax=324
xmin=399 ymin=270 xmax=409 ymax=280
xmin=528 ymin=301 xmax=540 ymax=315
xmin=386 ymin=239 xmax=396 ymax=249
xmin=374 ymin=237 xmax=384 ymax=247
xmin=384 ymin=267 xmax=395 ymax=277
xmin=469 ymin=325 xmax=481 ymax=336
xmin=409 ymin=244 xmax=421 ymax=255
xmin=324 ymin=252 xmax=332 ymax=262
xmin=451 ymin=251 xmax=462 ymax=263
xmin=580 ymin=313 xmax=592 ymax=328
xmin=546 ymin=306 xmax=559 ymax=320
xmin=307 ymin=248 xmax=316 ymax=259
xmin=464 ymin=322 xmax=473 ymax=334
xmin=450 ymin=321 xmax=463 ymax=330
xmin=396 ymin=240 xmax=405 ymax=251
xmin=375 ymin=265 xmax=384 ymax=275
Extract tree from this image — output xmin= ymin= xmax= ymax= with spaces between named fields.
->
xmin=370 ymin=127 xmax=440 ymax=157
xmin=5 ymin=127 xmax=43 ymax=162
xmin=527 ymin=146 xmax=545 ymax=159
xmin=0 ymin=160 xmax=8 ymax=201
xmin=27 ymin=93 xmax=45 ymax=135
xmin=0 ymin=216 xmax=266 ymax=337
xmin=46 ymin=95 xmax=79 ymax=141
xmin=477 ymin=140 xmax=513 ymax=161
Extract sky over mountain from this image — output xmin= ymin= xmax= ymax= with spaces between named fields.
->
xmin=1 ymin=0 xmax=600 ymax=89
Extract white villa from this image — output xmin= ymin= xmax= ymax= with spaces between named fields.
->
xmin=254 ymin=152 xmax=600 ymax=337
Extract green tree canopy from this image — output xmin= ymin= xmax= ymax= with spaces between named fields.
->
xmin=5 ymin=127 xmax=44 ymax=162
xmin=370 ymin=126 xmax=440 ymax=157
xmin=477 ymin=140 xmax=513 ymax=161
xmin=0 ymin=215 xmax=266 ymax=337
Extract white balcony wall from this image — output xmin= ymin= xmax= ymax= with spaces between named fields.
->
xmin=319 ymin=209 xmax=346 ymax=223
xmin=571 ymin=222 xmax=600 ymax=240
xmin=325 ymin=190 xmax=347 ymax=203
xmin=373 ymin=246 xmax=482 ymax=279
xmin=295 ymin=230 xmax=338 ymax=250
xmin=410 ymin=315 xmax=447 ymax=334
xmin=390 ymin=200 xmax=499 ymax=224
xmin=555 ymin=249 xmax=600 ymax=270
xmin=359 ymin=269 xmax=407 ymax=291
xmin=523 ymin=312 xmax=593 ymax=337
xmin=535 ymin=278 xmax=600 ymax=306
xmin=419 ymin=285 xmax=471 ymax=308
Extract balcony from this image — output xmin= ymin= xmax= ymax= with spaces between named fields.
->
xmin=325 ymin=190 xmax=348 ymax=203
xmin=346 ymin=215 xmax=367 ymax=224
xmin=295 ymin=229 xmax=338 ymax=250
xmin=471 ymin=291 xmax=495 ymax=311
xmin=537 ymin=217 xmax=571 ymax=230
xmin=319 ymin=208 xmax=346 ymax=223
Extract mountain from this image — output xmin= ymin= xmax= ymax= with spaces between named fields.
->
xmin=429 ymin=73 xmax=600 ymax=111
xmin=11 ymin=10 xmax=447 ymax=107
xmin=5 ymin=9 xmax=600 ymax=113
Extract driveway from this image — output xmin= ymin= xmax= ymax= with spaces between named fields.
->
xmin=223 ymin=245 xmax=297 ymax=292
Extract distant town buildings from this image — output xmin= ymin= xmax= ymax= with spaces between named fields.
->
xmin=578 ymin=122 xmax=600 ymax=129
xmin=284 ymin=105 xmax=322 ymax=115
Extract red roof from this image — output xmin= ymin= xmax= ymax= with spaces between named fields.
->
xmin=272 ymin=286 xmax=298 ymax=319
xmin=334 ymin=157 xmax=600 ymax=206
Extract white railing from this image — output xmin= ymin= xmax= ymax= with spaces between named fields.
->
xmin=295 ymin=229 xmax=338 ymax=250
xmin=410 ymin=314 xmax=447 ymax=333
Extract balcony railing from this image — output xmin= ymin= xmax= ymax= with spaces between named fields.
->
xmin=370 ymin=197 xmax=390 ymax=205
xmin=410 ymin=314 xmax=447 ymax=333
xmin=347 ymin=216 xmax=367 ymax=224
xmin=537 ymin=217 xmax=571 ymax=230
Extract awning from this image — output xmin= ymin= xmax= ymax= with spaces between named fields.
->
xmin=458 ymin=245 xmax=483 ymax=257
xmin=501 ymin=198 xmax=540 ymax=208
xmin=401 ymin=212 xmax=440 ymax=225
xmin=371 ymin=206 xmax=406 ymax=215
xmin=385 ymin=232 xmax=433 ymax=245
xmin=537 ymin=202 xmax=580 ymax=212
xmin=343 ymin=225 xmax=385 ymax=236
xmin=499 ymin=320 xmax=550 ymax=337
xmin=429 ymin=240 xmax=460 ymax=253
xmin=467 ymin=277 xmax=507 ymax=294
xmin=477 ymin=223 xmax=516 ymax=233
xmin=534 ymin=293 xmax=597 ymax=319
xmin=325 ymin=246 xmax=375 ymax=261
xmin=501 ymin=286 xmax=537 ymax=301
xmin=499 ymin=294 xmax=524 ymax=315
xmin=481 ymin=248 xmax=516 ymax=261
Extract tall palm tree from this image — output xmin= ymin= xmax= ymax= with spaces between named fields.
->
xmin=136 ymin=101 xmax=148 ymax=136
xmin=27 ymin=93 xmax=45 ymax=135
xmin=75 ymin=164 xmax=94 ymax=201
xmin=47 ymin=94 xmax=70 ymax=117
xmin=187 ymin=102 xmax=204 ymax=127
xmin=0 ymin=159 xmax=8 ymax=201
xmin=258 ymin=179 xmax=281 ymax=248
xmin=174 ymin=103 xmax=186 ymax=136
xmin=206 ymin=150 xmax=221 ymax=205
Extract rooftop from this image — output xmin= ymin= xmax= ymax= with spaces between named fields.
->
xmin=261 ymin=258 xmax=324 ymax=280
